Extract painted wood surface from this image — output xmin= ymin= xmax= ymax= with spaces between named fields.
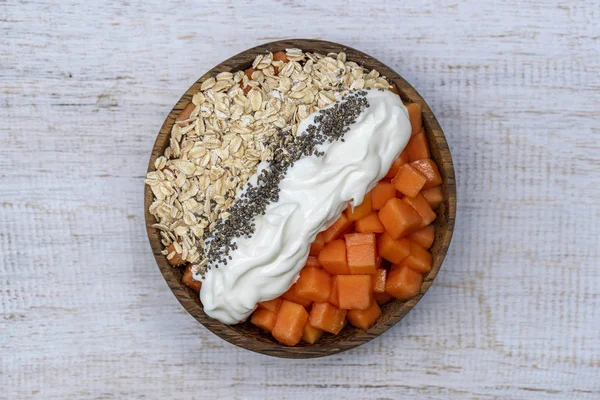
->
xmin=1 ymin=0 xmax=599 ymax=398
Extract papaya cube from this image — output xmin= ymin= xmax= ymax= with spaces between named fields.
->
xmin=385 ymin=150 xmax=409 ymax=179
xmin=318 ymin=239 xmax=350 ymax=275
xmin=347 ymin=192 xmax=373 ymax=222
xmin=322 ymin=212 xmax=352 ymax=243
xmin=329 ymin=276 xmax=340 ymax=307
xmin=295 ymin=267 xmax=332 ymax=303
xmin=309 ymin=302 xmax=347 ymax=334
xmin=309 ymin=232 xmax=326 ymax=256
xmin=337 ymin=275 xmax=373 ymax=310
xmin=347 ymin=301 xmax=382 ymax=330
xmin=378 ymin=198 xmax=422 ymax=239
xmin=378 ymin=231 xmax=410 ymax=264
xmin=404 ymin=241 xmax=432 ymax=274
xmin=272 ymin=300 xmax=309 ymax=346
xmin=405 ymin=102 xmax=422 ymax=136
xmin=282 ymin=283 xmax=312 ymax=308
xmin=305 ymin=256 xmax=321 ymax=269
xmin=272 ymin=51 xmax=289 ymax=62
xmin=373 ymin=269 xmax=387 ymax=293
xmin=386 ymin=264 xmax=423 ymax=301
xmin=345 ymin=233 xmax=378 ymax=274
xmin=182 ymin=264 xmax=202 ymax=292
xmin=257 ymin=298 xmax=282 ymax=313
xmin=393 ymin=164 xmax=427 ymax=198
xmin=410 ymin=158 xmax=442 ymax=189
xmin=371 ymin=181 xmax=397 ymax=210
xmin=355 ymin=212 xmax=385 ymax=234
xmin=403 ymin=193 xmax=437 ymax=228
xmin=251 ymin=308 xmax=277 ymax=332
xmin=302 ymin=323 xmax=324 ymax=344
xmin=421 ymin=186 xmax=443 ymax=209
xmin=374 ymin=292 xmax=394 ymax=305
xmin=405 ymin=129 xmax=431 ymax=162
xmin=408 ymin=225 xmax=435 ymax=249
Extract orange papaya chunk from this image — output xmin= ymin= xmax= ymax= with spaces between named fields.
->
xmin=318 ymin=239 xmax=350 ymax=275
xmin=378 ymin=198 xmax=422 ymax=239
xmin=309 ymin=302 xmax=347 ymax=334
xmin=337 ymin=275 xmax=373 ymax=310
xmin=386 ymin=264 xmax=423 ymax=301
xmin=272 ymin=300 xmax=309 ymax=346
xmin=347 ymin=301 xmax=382 ymax=330
xmin=295 ymin=267 xmax=332 ymax=303
xmin=393 ymin=164 xmax=427 ymax=198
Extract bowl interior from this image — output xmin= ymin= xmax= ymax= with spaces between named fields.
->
xmin=145 ymin=39 xmax=456 ymax=358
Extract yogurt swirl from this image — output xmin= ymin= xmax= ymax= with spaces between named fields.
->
xmin=199 ymin=89 xmax=411 ymax=324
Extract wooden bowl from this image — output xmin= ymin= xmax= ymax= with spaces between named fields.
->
xmin=145 ymin=39 xmax=456 ymax=358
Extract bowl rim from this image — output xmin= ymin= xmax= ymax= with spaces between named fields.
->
xmin=144 ymin=39 xmax=456 ymax=358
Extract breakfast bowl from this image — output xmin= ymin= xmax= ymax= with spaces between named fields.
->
xmin=144 ymin=39 xmax=456 ymax=358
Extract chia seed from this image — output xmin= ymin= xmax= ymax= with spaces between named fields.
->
xmin=198 ymin=90 xmax=369 ymax=275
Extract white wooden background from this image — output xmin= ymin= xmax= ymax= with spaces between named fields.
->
xmin=1 ymin=0 xmax=599 ymax=398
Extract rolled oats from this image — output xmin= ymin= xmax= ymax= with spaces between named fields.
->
xmin=146 ymin=49 xmax=392 ymax=267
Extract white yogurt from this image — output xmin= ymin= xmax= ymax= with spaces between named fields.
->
xmin=198 ymin=89 xmax=411 ymax=324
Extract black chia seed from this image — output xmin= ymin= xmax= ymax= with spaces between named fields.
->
xmin=199 ymin=90 xmax=369 ymax=274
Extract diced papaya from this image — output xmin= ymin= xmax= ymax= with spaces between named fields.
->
xmin=282 ymin=283 xmax=313 ymax=308
xmin=376 ymin=255 xmax=383 ymax=269
xmin=404 ymin=241 xmax=432 ymax=274
xmin=386 ymin=264 xmax=423 ymax=301
xmin=241 ymin=68 xmax=256 ymax=94
xmin=410 ymin=159 xmax=442 ymax=189
xmin=167 ymin=242 xmax=186 ymax=266
xmin=305 ymin=256 xmax=321 ymax=269
xmin=405 ymin=129 xmax=431 ymax=162
xmin=355 ymin=212 xmax=385 ymax=234
xmin=371 ymin=181 xmax=397 ymax=210
xmin=378 ymin=198 xmax=422 ymax=239
xmin=407 ymin=225 xmax=435 ymax=249
xmin=329 ymin=275 xmax=340 ymax=307
xmin=373 ymin=269 xmax=386 ymax=293
xmin=345 ymin=232 xmax=376 ymax=247
xmin=251 ymin=308 xmax=277 ymax=332
xmin=421 ymin=186 xmax=443 ymax=209
xmin=302 ymin=323 xmax=323 ymax=344
xmin=182 ymin=264 xmax=202 ymax=291
xmin=345 ymin=233 xmax=378 ymax=274
xmin=378 ymin=231 xmax=411 ymax=263
xmin=318 ymin=239 xmax=350 ymax=275
xmin=337 ymin=275 xmax=373 ymax=310
xmin=392 ymin=164 xmax=427 ymax=198
xmin=176 ymin=102 xmax=196 ymax=122
xmin=347 ymin=192 xmax=372 ymax=222
xmin=295 ymin=267 xmax=332 ymax=302
xmin=384 ymin=151 xmax=409 ymax=179
xmin=309 ymin=232 xmax=326 ymax=256
xmin=272 ymin=51 xmax=289 ymax=62
xmin=347 ymin=301 xmax=382 ymax=330
xmin=244 ymin=67 xmax=255 ymax=80
xmin=258 ymin=298 xmax=282 ymax=313
xmin=405 ymin=103 xmax=422 ymax=136
xmin=272 ymin=300 xmax=309 ymax=346
xmin=322 ymin=212 xmax=353 ymax=243
xmin=403 ymin=193 xmax=437 ymax=228
xmin=309 ymin=302 xmax=347 ymax=334
xmin=374 ymin=292 xmax=394 ymax=305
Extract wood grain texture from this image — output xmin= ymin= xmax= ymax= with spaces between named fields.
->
xmin=145 ymin=38 xmax=456 ymax=358
xmin=1 ymin=0 xmax=599 ymax=398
